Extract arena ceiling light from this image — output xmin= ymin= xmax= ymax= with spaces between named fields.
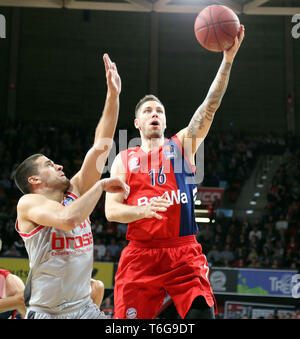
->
xmin=195 ymin=209 xmax=209 ymax=213
xmin=195 ymin=217 xmax=210 ymax=223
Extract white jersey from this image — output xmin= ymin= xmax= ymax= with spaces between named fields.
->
xmin=16 ymin=191 xmax=94 ymax=314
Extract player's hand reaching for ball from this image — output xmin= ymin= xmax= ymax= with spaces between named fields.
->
xmin=224 ymin=24 xmax=245 ymax=62
xmin=103 ymin=53 xmax=121 ymax=97
xmin=100 ymin=177 xmax=130 ymax=199
xmin=144 ymin=192 xmax=171 ymax=220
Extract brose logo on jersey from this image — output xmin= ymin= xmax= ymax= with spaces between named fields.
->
xmin=137 ymin=189 xmax=188 ymax=206
xmin=51 ymin=231 xmax=93 ymax=251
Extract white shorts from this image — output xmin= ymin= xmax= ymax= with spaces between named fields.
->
xmin=25 ymin=300 xmax=106 ymax=319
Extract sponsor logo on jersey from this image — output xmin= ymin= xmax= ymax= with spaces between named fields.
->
xmin=137 ymin=189 xmax=188 ymax=206
xmin=51 ymin=231 xmax=93 ymax=251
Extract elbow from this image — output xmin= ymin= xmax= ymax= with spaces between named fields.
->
xmin=63 ymin=215 xmax=80 ymax=231
xmin=105 ymin=210 xmax=114 ymax=223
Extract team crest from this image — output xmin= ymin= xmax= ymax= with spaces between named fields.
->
xmin=163 ymin=144 xmax=176 ymax=159
xmin=126 ymin=307 xmax=137 ymax=319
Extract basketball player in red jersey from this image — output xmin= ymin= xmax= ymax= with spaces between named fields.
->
xmin=105 ymin=26 xmax=245 ymax=319
xmin=13 ymin=54 xmax=129 ymax=319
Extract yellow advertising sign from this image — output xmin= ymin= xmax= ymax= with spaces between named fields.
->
xmin=0 ymin=257 xmax=29 ymax=283
xmin=92 ymin=262 xmax=114 ymax=288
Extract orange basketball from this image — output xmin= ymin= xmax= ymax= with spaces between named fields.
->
xmin=194 ymin=5 xmax=240 ymax=52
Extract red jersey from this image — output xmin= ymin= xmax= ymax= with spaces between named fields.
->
xmin=0 ymin=269 xmax=10 ymax=299
xmin=121 ymin=135 xmax=198 ymax=241
xmin=0 ymin=268 xmax=18 ymax=319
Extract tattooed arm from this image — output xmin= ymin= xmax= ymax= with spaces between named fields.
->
xmin=176 ymin=25 xmax=245 ymax=161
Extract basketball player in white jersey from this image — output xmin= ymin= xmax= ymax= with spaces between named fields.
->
xmin=14 ymin=54 xmax=129 ymax=319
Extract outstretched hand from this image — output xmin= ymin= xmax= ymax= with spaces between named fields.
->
xmin=103 ymin=53 xmax=121 ymax=96
xmin=224 ymin=24 xmax=245 ymax=62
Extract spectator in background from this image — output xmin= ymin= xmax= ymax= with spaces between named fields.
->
xmin=213 ymin=233 xmax=224 ymax=251
xmin=248 ymin=222 xmax=262 ymax=242
xmin=207 ymin=244 xmax=221 ymax=266
xmin=219 ymin=244 xmax=235 ymax=266
xmin=105 ymin=222 xmax=116 ymax=235
xmin=94 ymin=237 xmax=107 ymax=261
xmin=101 ymin=297 xmax=114 ymax=319
xmin=224 ymin=234 xmax=235 ymax=251
xmin=271 ymin=246 xmax=283 ymax=267
xmin=3 ymin=245 xmax=21 ymax=257
xmin=271 ymin=258 xmax=280 ymax=269
xmin=263 ymin=236 xmax=274 ymax=254
xmin=232 ymin=258 xmax=246 ymax=267
xmin=116 ymin=222 xmax=127 ymax=235
xmin=247 ymin=248 xmax=259 ymax=266
xmin=248 ymin=255 xmax=261 ymax=268
xmin=197 ymin=224 xmax=213 ymax=254
xmin=102 ymin=249 xmax=114 ymax=262
xmin=258 ymin=247 xmax=272 ymax=266
xmin=237 ymin=233 xmax=248 ymax=249
xmin=234 ymin=246 xmax=247 ymax=264
xmin=283 ymin=248 xmax=298 ymax=268
xmin=248 ymin=234 xmax=261 ymax=253
xmin=106 ymin=238 xmax=121 ymax=261
xmin=214 ymin=223 xmax=225 ymax=239
xmin=286 ymin=236 xmax=299 ymax=253
xmin=275 ymin=214 xmax=288 ymax=232
xmin=92 ymin=218 xmax=105 ymax=234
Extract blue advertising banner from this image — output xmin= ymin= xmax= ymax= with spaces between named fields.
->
xmin=237 ymin=268 xmax=298 ymax=297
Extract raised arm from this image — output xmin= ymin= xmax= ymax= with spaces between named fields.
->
xmin=105 ymin=153 xmax=170 ymax=223
xmin=177 ymin=25 xmax=245 ymax=159
xmin=17 ymin=178 xmax=128 ymax=233
xmin=71 ymin=54 xmax=121 ymax=195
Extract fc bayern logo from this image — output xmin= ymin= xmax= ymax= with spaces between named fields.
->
xmin=126 ymin=307 xmax=137 ymax=319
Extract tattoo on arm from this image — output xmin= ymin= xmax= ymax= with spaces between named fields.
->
xmin=187 ymin=60 xmax=232 ymax=138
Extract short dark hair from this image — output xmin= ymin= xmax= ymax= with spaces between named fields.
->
xmin=14 ymin=154 xmax=44 ymax=194
xmin=135 ymin=94 xmax=163 ymax=118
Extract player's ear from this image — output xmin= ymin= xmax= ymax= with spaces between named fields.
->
xmin=134 ymin=118 xmax=140 ymax=130
xmin=28 ymin=175 xmax=41 ymax=186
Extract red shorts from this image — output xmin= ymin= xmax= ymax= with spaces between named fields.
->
xmin=114 ymin=235 xmax=215 ymax=319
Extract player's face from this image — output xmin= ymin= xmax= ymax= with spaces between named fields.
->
xmin=135 ymin=101 xmax=166 ymax=139
xmin=33 ymin=156 xmax=70 ymax=191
